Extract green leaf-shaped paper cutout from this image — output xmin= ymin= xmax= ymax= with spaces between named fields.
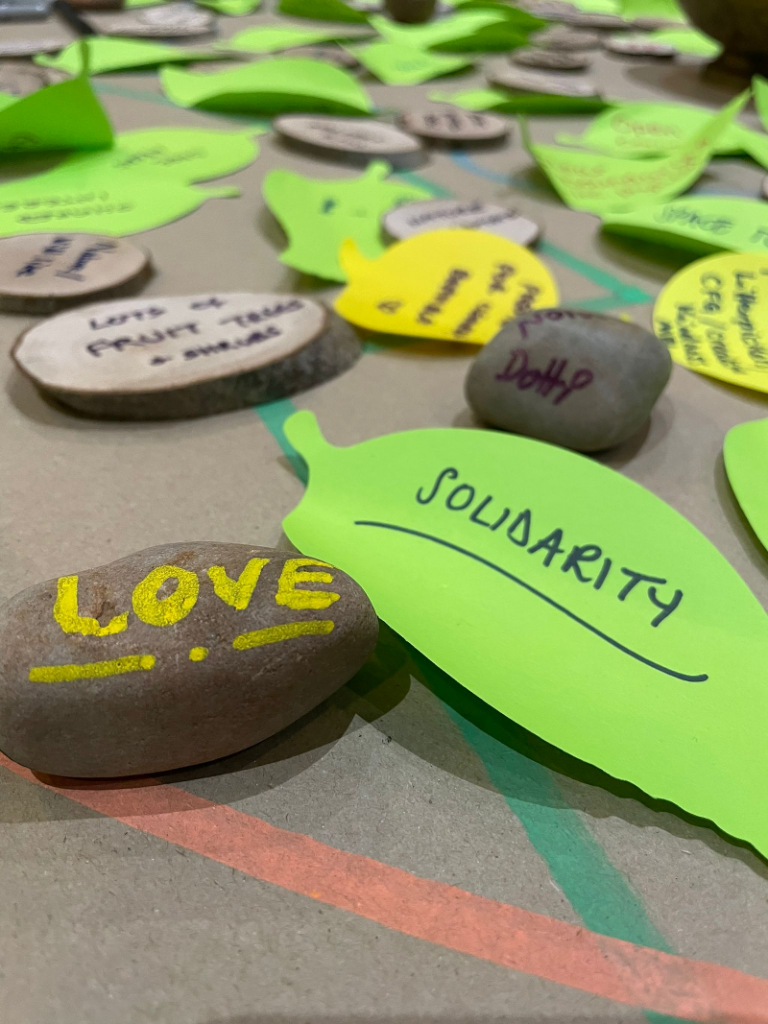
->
xmin=282 ymin=411 xmax=768 ymax=858
xmin=197 ymin=0 xmax=262 ymax=14
xmin=0 ymin=177 xmax=238 ymax=238
xmin=0 ymin=63 xmax=112 ymax=154
xmin=35 ymin=37 xmax=221 ymax=76
xmin=262 ymin=161 xmax=429 ymax=281
xmin=429 ymin=87 xmax=608 ymax=115
xmin=603 ymin=197 xmax=768 ymax=255
xmin=350 ymin=40 xmax=472 ymax=85
xmin=34 ymin=127 xmax=263 ymax=187
xmin=724 ymin=419 xmax=768 ymax=553
xmin=278 ymin=0 xmax=370 ymax=23
xmin=217 ymin=25 xmax=369 ymax=54
xmin=161 ymin=58 xmax=372 ymax=116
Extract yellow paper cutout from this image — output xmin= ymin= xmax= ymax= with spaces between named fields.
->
xmin=335 ymin=229 xmax=558 ymax=344
xmin=653 ymin=252 xmax=768 ymax=393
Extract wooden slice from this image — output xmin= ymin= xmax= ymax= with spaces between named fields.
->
xmin=558 ymin=11 xmax=631 ymax=28
xmin=13 ymin=293 xmax=362 ymax=419
xmin=0 ymin=234 xmax=151 ymax=314
xmin=0 ymin=61 xmax=52 ymax=98
xmin=274 ymin=115 xmax=423 ymax=161
xmin=283 ymin=45 xmax=360 ymax=69
xmin=399 ymin=107 xmax=509 ymax=144
xmin=97 ymin=3 xmax=215 ymax=38
xmin=603 ymin=35 xmax=677 ymax=56
xmin=512 ymin=48 xmax=591 ymax=71
xmin=488 ymin=65 xmax=601 ymax=98
xmin=531 ymin=27 xmax=601 ymax=51
xmin=383 ymin=198 xmax=541 ymax=247
xmin=0 ymin=38 xmax=67 ymax=58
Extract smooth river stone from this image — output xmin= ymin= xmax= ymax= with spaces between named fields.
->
xmin=0 ymin=233 xmax=152 ymax=313
xmin=603 ymin=34 xmax=677 ymax=56
xmin=273 ymin=115 xmax=422 ymax=164
xmin=383 ymin=197 xmax=540 ymax=246
xmin=13 ymin=292 xmax=361 ymax=419
xmin=0 ymin=543 xmax=379 ymax=777
xmin=465 ymin=308 xmax=672 ymax=452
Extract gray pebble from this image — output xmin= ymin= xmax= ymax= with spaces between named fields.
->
xmin=0 ymin=542 xmax=379 ymax=777
xmin=465 ymin=308 xmax=671 ymax=452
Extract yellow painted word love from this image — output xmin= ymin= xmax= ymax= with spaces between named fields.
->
xmin=53 ymin=557 xmax=339 ymax=636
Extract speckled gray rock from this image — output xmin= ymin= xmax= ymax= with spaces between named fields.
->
xmin=465 ymin=309 xmax=671 ymax=452
xmin=0 ymin=542 xmax=379 ymax=777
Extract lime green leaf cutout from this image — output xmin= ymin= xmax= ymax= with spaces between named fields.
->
xmin=36 ymin=37 xmax=221 ymax=75
xmin=282 ymin=411 xmax=768 ymax=858
xmin=161 ymin=58 xmax=372 ymax=115
xmin=351 ymin=40 xmax=472 ymax=85
xmin=197 ymin=0 xmax=262 ymax=14
xmin=429 ymin=87 xmax=608 ymax=115
xmin=724 ymin=419 xmax=768 ymax=555
xmin=262 ymin=161 xmax=429 ymax=282
xmin=217 ymin=25 xmax=369 ymax=54
xmin=278 ymin=0 xmax=370 ymax=23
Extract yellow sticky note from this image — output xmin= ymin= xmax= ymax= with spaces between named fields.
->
xmin=334 ymin=228 xmax=558 ymax=344
xmin=653 ymin=252 xmax=768 ymax=393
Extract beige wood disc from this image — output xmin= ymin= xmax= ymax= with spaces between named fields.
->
xmin=96 ymin=3 xmax=215 ymax=38
xmin=488 ymin=65 xmax=601 ymax=98
xmin=14 ymin=293 xmax=329 ymax=397
xmin=603 ymin=34 xmax=677 ymax=56
xmin=531 ymin=27 xmax=601 ymax=50
xmin=512 ymin=48 xmax=591 ymax=71
xmin=274 ymin=115 xmax=422 ymax=157
xmin=0 ymin=62 xmax=52 ymax=98
xmin=383 ymin=198 xmax=541 ymax=246
xmin=0 ymin=38 xmax=67 ymax=58
xmin=283 ymin=45 xmax=360 ymax=69
xmin=0 ymin=234 xmax=151 ymax=313
xmin=399 ymin=107 xmax=509 ymax=143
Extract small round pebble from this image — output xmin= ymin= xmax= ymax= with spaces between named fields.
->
xmin=465 ymin=309 xmax=672 ymax=452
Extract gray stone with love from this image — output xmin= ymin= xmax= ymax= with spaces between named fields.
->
xmin=465 ymin=309 xmax=671 ymax=452
xmin=0 ymin=542 xmax=379 ymax=778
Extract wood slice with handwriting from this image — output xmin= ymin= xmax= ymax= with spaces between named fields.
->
xmin=0 ymin=234 xmax=152 ymax=314
xmin=383 ymin=198 xmax=540 ymax=246
xmin=512 ymin=48 xmax=591 ymax=71
xmin=96 ymin=3 xmax=215 ymax=38
xmin=13 ymin=292 xmax=361 ymax=419
xmin=273 ymin=115 xmax=422 ymax=165
xmin=399 ymin=107 xmax=509 ymax=144
xmin=0 ymin=38 xmax=67 ymax=58
xmin=488 ymin=65 xmax=601 ymax=98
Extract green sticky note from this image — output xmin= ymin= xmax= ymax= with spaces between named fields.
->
xmin=0 ymin=63 xmax=112 ymax=154
xmin=262 ymin=161 xmax=429 ymax=282
xmin=0 ymin=177 xmax=238 ymax=238
xmin=35 ymin=37 xmax=220 ymax=75
xmin=217 ymin=25 xmax=368 ymax=54
xmin=282 ymin=411 xmax=768 ymax=860
xmin=620 ymin=0 xmax=686 ymax=20
xmin=351 ymin=40 xmax=472 ymax=84
xmin=197 ymin=0 xmax=261 ymax=12
xmin=278 ymin=0 xmax=370 ymax=22
xmin=526 ymin=91 xmax=748 ymax=215
xmin=369 ymin=10 xmax=507 ymax=50
xmin=557 ymin=101 xmax=747 ymax=157
xmin=34 ymin=126 xmax=263 ymax=187
xmin=429 ymin=87 xmax=608 ymax=115
xmin=724 ymin=419 xmax=768 ymax=554
xmin=603 ymin=197 xmax=768 ymax=255
xmin=161 ymin=57 xmax=372 ymax=115
xmin=649 ymin=27 xmax=721 ymax=56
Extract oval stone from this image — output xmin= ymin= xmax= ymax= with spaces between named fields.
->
xmin=0 ymin=543 xmax=379 ymax=777
xmin=465 ymin=308 xmax=672 ymax=452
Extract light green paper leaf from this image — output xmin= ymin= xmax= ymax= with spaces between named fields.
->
xmin=526 ymin=91 xmax=748 ymax=214
xmin=603 ymin=197 xmax=768 ymax=255
xmin=35 ymin=37 xmax=220 ymax=75
xmin=0 ymin=177 xmax=238 ymax=238
xmin=351 ymin=40 xmax=472 ymax=85
xmin=620 ymin=0 xmax=686 ymax=21
xmin=724 ymin=419 xmax=768 ymax=554
xmin=369 ymin=10 xmax=507 ymax=50
xmin=216 ymin=25 xmax=368 ymax=54
xmin=161 ymin=58 xmax=372 ymax=115
xmin=282 ymin=411 xmax=768 ymax=859
xmin=262 ymin=161 xmax=429 ymax=282
xmin=429 ymin=86 xmax=608 ymax=114
xmin=453 ymin=0 xmax=545 ymax=31
xmin=196 ymin=0 xmax=261 ymax=13
xmin=278 ymin=0 xmax=370 ymax=22
xmin=124 ymin=0 xmax=166 ymax=8
xmin=32 ymin=126 xmax=263 ymax=188
xmin=0 ymin=63 xmax=113 ymax=154
xmin=568 ymin=0 xmax=619 ymax=12
xmin=433 ymin=22 xmax=530 ymax=52
xmin=558 ymin=101 xmax=747 ymax=158
xmin=649 ymin=27 xmax=721 ymax=56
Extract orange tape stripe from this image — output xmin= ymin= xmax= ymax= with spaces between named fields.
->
xmin=2 ymin=752 xmax=766 ymax=1023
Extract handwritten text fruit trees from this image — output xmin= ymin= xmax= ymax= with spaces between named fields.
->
xmin=282 ymin=412 xmax=768 ymax=857
xmin=13 ymin=292 xmax=361 ymax=418
xmin=0 ymin=543 xmax=378 ymax=777
xmin=335 ymin=228 xmax=557 ymax=344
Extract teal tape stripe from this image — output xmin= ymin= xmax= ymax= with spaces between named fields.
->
xmin=254 ymin=399 xmax=680 ymax=1021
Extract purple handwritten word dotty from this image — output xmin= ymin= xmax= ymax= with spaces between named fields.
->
xmin=495 ymin=347 xmax=594 ymax=405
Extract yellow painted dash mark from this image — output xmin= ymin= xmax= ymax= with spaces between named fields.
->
xmin=29 ymin=654 xmax=156 ymax=684
xmin=233 ymin=621 xmax=335 ymax=651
